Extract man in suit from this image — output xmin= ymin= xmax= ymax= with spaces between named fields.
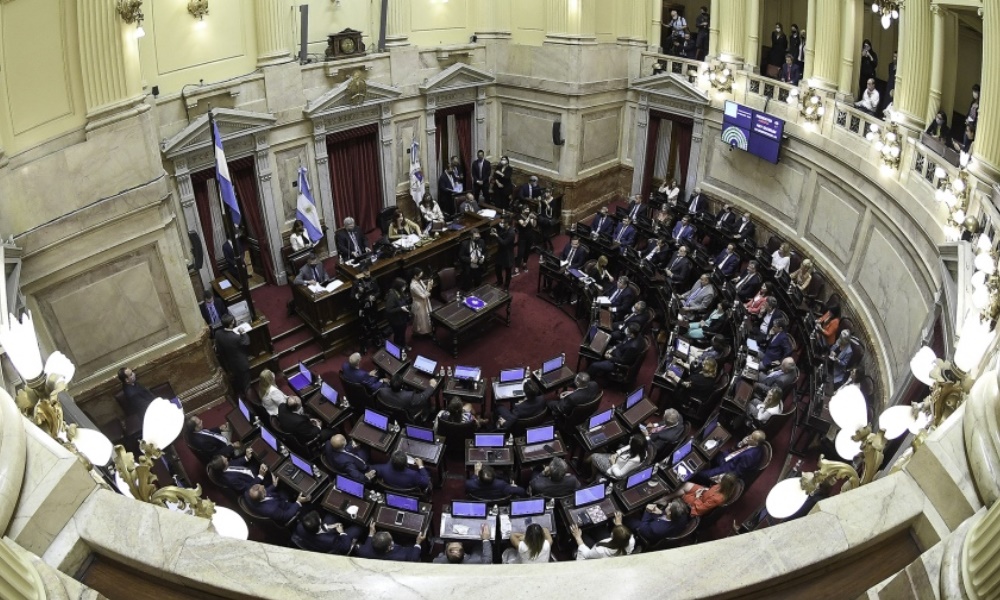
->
xmin=495 ymin=379 xmax=547 ymax=432
xmin=216 ymin=314 xmax=251 ymax=395
xmin=687 ymin=188 xmax=709 ymax=216
xmin=755 ymin=357 xmax=799 ymax=397
xmin=323 ymin=434 xmax=372 ymax=482
xmin=588 ymin=322 xmax=644 ymax=379
xmin=733 ymin=260 xmax=763 ymax=301
xmin=458 ymin=192 xmax=481 ymax=215
xmin=606 ymin=276 xmax=636 ymax=315
xmin=829 ymin=330 xmax=854 ymax=386
xmin=695 ymin=431 xmax=766 ymax=484
xmin=778 ymin=53 xmax=802 ymax=85
xmin=293 ymin=510 xmax=363 ymax=555
xmin=184 ymin=415 xmax=238 ymax=458
xmin=590 ymin=207 xmax=615 ymax=238
xmin=222 ymin=230 xmax=244 ymax=281
xmin=612 ymin=217 xmax=637 ymax=251
xmin=642 ymin=409 xmax=686 ymax=456
xmin=642 ymin=238 xmax=671 ymax=268
xmin=335 ymin=217 xmax=369 ymax=260
xmin=465 ymin=463 xmax=526 ymax=499
xmin=759 ymin=319 xmax=793 ymax=369
xmin=376 ymin=374 xmax=438 ymax=422
xmin=679 ymin=274 xmax=716 ymax=314
xmin=548 ymin=373 xmax=601 ymax=416
xmin=489 ymin=217 xmax=516 ymax=291
xmin=671 ymin=215 xmax=696 ymax=247
xmin=459 ymin=229 xmax=487 ymax=290
xmin=664 ymin=245 xmax=693 ymax=287
xmin=244 ymin=478 xmax=309 ymax=523
xmin=714 ymin=243 xmax=740 ymax=277
xmin=715 ymin=205 xmax=738 ymax=233
xmin=207 ymin=452 xmax=266 ymax=493
xmin=626 ymin=499 xmax=690 ymax=544
xmin=528 ymin=457 xmax=581 ymax=497
xmin=560 ymin=237 xmax=589 ymax=270
xmin=293 ymin=253 xmax=331 ymax=286
xmin=734 ymin=211 xmax=756 ymax=242
xmin=356 ymin=525 xmax=424 ymax=562
xmin=755 ymin=297 xmax=785 ymax=342
xmin=117 ymin=367 xmax=155 ymax=419
xmin=517 ymin=175 xmax=541 ymax=205
xmin=625 ymin=194 xmax=648 ymax=222
xmin=371 ymin=450 xmax=431 ymax=492
xmin=437 ymin=166 xmax=461 ymax=215
xmin=199 ymin=289 xmax=229 ymax=336
xmin=611 ymin=301 xmax=649 ymax=343
xmin=471 ymin=150 xmax=491 ymax=203
xmin=277 ymin=396 xmax=332 ymax=446
xmin=342 ymin=352 xmax=384 ymax=394
xmin=433 ymin=524 xmax=494 ymax=564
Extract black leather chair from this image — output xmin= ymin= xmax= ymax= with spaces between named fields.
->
xmin=339 ymin=371 xmax=376 ymax=415
xmin=639 ymin=515 xmax=700 ymax=552
xmin=608 ymin=337 xmax=650 ymax=388
xmin=436 ymin=418 xmax=478 ymax=463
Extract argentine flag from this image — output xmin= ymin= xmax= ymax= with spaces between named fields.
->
xmin=212 ymin=119 xmax=241 ymax=226
xmin=409 ymin=138 xmax=424 ymax=206
xmin=296 ymin=167 xmax=323 ymax=241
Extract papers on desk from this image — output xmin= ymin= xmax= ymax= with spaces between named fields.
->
xmin=478 ymin=209 xmax=497 ymax=219
xmin=747 ymin=339 xmax=760 ymax=354
xmin=218 ymin=280 xmax=233 ymax=290
xmin=746 ymin=356 xmax=760 ymax=371
xmin=233 ymin=322 xmax=253 ymax=334
xmin=393 ymin=234 xmax=422 ymax=250
xmin=308 ymin=279 xmax=344 ymax=294
xmin=452 ymin=524 xmax=469 ymax=536
xmin=596 ymin=296 xmax=611 ymax=305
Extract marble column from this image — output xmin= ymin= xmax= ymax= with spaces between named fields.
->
xmin=424 ymin=99 xmax=440 ymax=202
xmin=893 ymin=0 xmax=933 ymax=131
xmin=0 ymin=538 xmax=44 ymax=600
xmin=809 ymin=0 xmax=841 ymax=89
xmin=617 ymin=0 xmax=648 ymax=46
xmin=77 ymin=0 xmax=147 ymax=134
xmin=972 ymin=5 xmax=1000 ymax=179
xmin=475 ymin=87 xmax=488 ymax=156
xmin=745 ymin=0 xmax=761 ymax=72
xmin=718 ymin=0 xmax=747 ymax=63
xmin=255 ymin=0 xmax=292 ymax=67
xmin=253 ymin=136 xmax=287 ymax=284
xmin=803 ymin=0 xmax=817 ymax=81
xmin=311 ymin=126 xmax=338 ymax=256
xmin=629 ymin=95 xmax=650 ymax=195
xmin=173 ymin=159 xmax=215 ymax=289
xmin=385 ymin=0 xmax=410 ymax=47
xmin=940 ymin=10 xmax=959 ymax=121
xmin=475 ymin=0 xmax=512 ymax=39
xmin=650 ymin=0 xmax=664 ymax=52
xmin=924 ymin=5 xmax=945 ymax=122
xmin=837 ymin=0 xmax=859 ymax=99
xmin=545 ymin=0 xmax=597 ymax=44
xmin=379 ymin=106 xmax=396 ymax=209
xmin=963 ymin=500 xmax=1000 ymax=600
xmin=708 ymin=0 xmax=720 ymax=58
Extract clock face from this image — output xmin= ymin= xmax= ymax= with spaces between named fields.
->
xmin=340 ymin=37 xmax=356 ymax=54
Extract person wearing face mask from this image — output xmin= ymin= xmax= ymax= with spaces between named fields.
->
xmin=787 ymin=24 xmax=801 ymax=66
xmin=767 ymin=23 xmax=787 ymax=78
xmin=858 ymin=40 xmax=878 ymax=102
xmin=437 ymin=165 xmax=461 ymax=216
xmin=926 ymin=110 xmax=950 ymax=142
xmin=491 ymin=155 xmax=513 ymax=211
xmin=967 ymin=84 xmax=980 ymax=126
xmin=590 ymin=206 xmax=615 ymax=238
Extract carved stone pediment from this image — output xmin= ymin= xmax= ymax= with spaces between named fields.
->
xmin=304 ymin=79 xmax=402 ymax=121
xmin=630 ymin=73 xmax=709 ymax=106
xmin=419 ymin=63 xmax=495 ymax=95
xmin=162 ymin=108 xmax=277 ymax=160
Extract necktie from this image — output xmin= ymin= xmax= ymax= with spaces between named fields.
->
xmin=669 ymin=257 xmax=679 ymax=271
xmin=313 ymin=266 xmax=320 ymax=281
xmin=207 ymin=302 xmax=219 ymax=324
xmin=567 ymin=248 xmax=576 ymax=264
xmin=616 ymin=227 xmax=624 ymax=242
xmin=739 ymin=275 xmax=751 ymax=289
xmin=350 ymin=232 xmax=358 ymax=252
xmin=610 ymin=289 xmax=621 ymax=303
xmin=598 ymin=216 xmax=605 ymax=232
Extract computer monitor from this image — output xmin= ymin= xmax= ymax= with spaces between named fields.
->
xmin=453 ymin=365 xmax=481 ymax=381
xmin=675 ymin=338 xmax=691 ymax=357
xmin=510 ymin=498 xmax=546 ymax=517
xmin=288 ymin=452 xmax=313 ymax=476
xmin=574 ymin=482 xmax=606 ymax=507
xmin=672 ymin=439 xmax=694 ymax=466
xmin=237 ymin=398 xmax=251 ymax=422
xmin=299 ymin=362 xmax=311 ymax=381
xmin=260 ymin=426 xmax=278 ymax=451
xmin=363 ymin=409 xmax=389 ymax=431
xmin=288 ymin=363 xmax=312 ymax=390
xmin=526 ymin=425 xmax=555 ymax=445
xmin=413 ymin=355 xmax=437 ymax=375
xmin=451 ymin=501 xmax=487 ymax=518
xmin=588 ymin=408 xmax=614 ymax=429
xmin=626 ymin=466 xmax=654 ymax=489
xmin=474 ymin=433 xmax=505 ymax=447
xmin=386 ymin=493 xmax=419 ymax=512
xmin=499 ymin=367 xmax=526 ymax=383
xmin=385 ymin=340 xmax=402 ymax=360
xmin=320 ymin=382 xmax=338 ymax=404
xmin=625 ymin=387 xmax=644 ymax=409
xmin=702 ymin=418 xmax=719 ymax=440
xmin=405 ymin=425 xmax=435 ymax=443
xmin=541 ymin=355 xmax=564 ymax=375
xmin=336 ymin=475 xmax=364 ymax=499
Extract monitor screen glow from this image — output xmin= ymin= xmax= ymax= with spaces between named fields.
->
xmin=289 ymin=452 xmax=313 ymax=476
xmin=260 ymin=427 xmax=278 ymax=451
xmin=499 ymin=367 xmax=526 ymax=383
xmin=542 ymin=356 xmax=563 ymax=374
xmin=386 ymin=493 xmax=418 ymax=512
xmin=336 ymin=475 xmax=364 ymax=498
xmin=588 ymin=408 xmax=613 ymax=429
xmin=454 ymin=366 xmax=481 ymax=381
xmin=451 ymin=501 xmax=487 ymax=518
xmin=672 ymin=439 xmax=694 ymax=465
xmin=625 ymin=387 xmax=644 ymax=409
xmin=405 ymin=425 xmax=435 ymax=442
xmin=526 ymin=425 xmax=554 ymax=445
xmin=364 ymin=409 xmax=389 ymax=431
xmin=385 ymin=340 xmax=402 ymax=360
xmin=321 ymin=382 xmax=338 ymax=404
xmin=511 ymin=498 xmax=546 ymax=517
xmin=574 ymin=483 xmax=606 ymax=507
xmin=626 ymin=466 xmax=654 ymax=489
xmin=475 ymin=433 xmax=505 ymax=447
xmin=413 ymin=355 xmax=437 ymax=375
xmin=238 ymin=398 xmax=251 ymax=421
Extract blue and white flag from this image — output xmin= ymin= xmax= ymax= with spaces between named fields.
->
xmin=409 ymin=138 xmax=424 ymax=206
xmin=212 ymin=119 xmax=241 ymax=226
xmin=296 ymin=167 xmax=323 ymax=241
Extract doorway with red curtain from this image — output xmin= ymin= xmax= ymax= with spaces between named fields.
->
xmin=191 ymin=155 xmax=277 ymax=284
xmin=435 ymin=104 xmax=474 ymax=191
xmin=641 ymin=111 xmax=694 ymax=199
xmin=326 ymin=124 xmax=383 ymax=234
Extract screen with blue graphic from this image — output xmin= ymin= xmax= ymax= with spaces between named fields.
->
xmin=722 ymin=101 xmax=784 ymax=164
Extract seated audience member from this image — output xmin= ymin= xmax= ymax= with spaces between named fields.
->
xmin=679 ymin=273 xmax=716 ymax=314
xmin=926 ymin=110 xmax=950 ymax=141
xmin=466 ymin=463 xmax=526 ymax=500
xmin=495 ymin=379 xmax=546 ymax=432
xmin=714 ymin=243 xmax=741 ymax=277
xmin=433 ymin=523 xmax=494 ymax=564
xmin=610 ymin=300 xmax=649 ymax=340
xmin=733 ymin=260 xmax=763 ymax=301
xmin=664 ymin=245 xmax=693 ymax=286
xmin=289 ymin=219 xmax=314 ymax=252
xmin=571 ymin=513 xmax=635 ymax=560
xmin=561 ymin=237 xmax=589 ymax=269
xmin=207 ymin=450 xmax=266 ymax=493
xmin=854 ymin=78 xmax=880 ymax=115
xmin=356 ymin=525 xmax=424 ymax=562
xmin=371 ymin=450 xmax=431 ymax=492
xmin=377 ymin=374 xmax=438 ymax=422
xmin=323 ymin=434 xmax=372 ymax=482
xmin=760 ymin=319 xmax=793 ymax=369
xmin=336 ymin=217 xmax=369 ymax=260
xmin=665 ymin=472 xmax=740 ymax=517
xmin=436 ymin=396 xmax=486 ymax=429
xmin=502 ymin=523 xmax=552 ymax=564
xmin=548 ymin=373 xmax=601 ymax=417
xmin=815 ymin=304 xmax=842 ymax=348
xmin=277 ymin=396 xmax=332 ymax=445
xmin=588 ymin=323 xmax=644 ymax=379
xmin=733 ymin=211 xmax=755 ymax=241
xmin=606 ymin=276 xmax=636 ymax=315
xmin=671 ymin=215 xmax=696 ymax=246
xmin=748 ymin=386 xmax=784 ymax=424
xmin=200 ymin=289 xmax=229 ymax=334
xmin=626 ymin=498 xmax=691 ymax=544
xmin=257 ymin=369 xmax=287 ymax=416
xmin=682 ymin=357 xmax=719 ymax=396
xmin=686 ymin=301 xmax=728 ymax=340
xmin=529 ymin=457 xmax=581 ymax=497
xmin=756 ymin=357 xmax=799 ymax=397
xmin=778 ymin=53 xmax=801 ymax=84
xmin=518 ymin=175 xmax=541 ymax=204
xmin=341 ymin=352 xmax=385 ymax=394
xmin=419 ymin=196 xmax=446 ymax=228
xmin=586 ymin=255 xmax=616 ymax=293
xmin=829 ymin=330 xmax=854 ymax=386
xmin=659 ymin=179 xmax=681 ymax=205
xmin=458 ymin=192 xmax=481 ymax=214
xmin=744 ymin=282 xmax=772 ymax=315
xmin=585 ymin=433 xmax=649 ymax=481
xmin=590 ymin=206 xmax=615 ymax=238
xmin=185 ymin=415 xmax=238 ymax=458
xmin=294 ymin=510 xmax=363 ymax=555
xmin=754 ymin=297 xmax=785 ymax=342
xmin=953 ymin=123 xmax=976 ymax=154
xmin=642 ymin=409 xmax=686 ymax=456
xmin=652 ymin=204 xmax=673 ymax=231
xmin=243 ymin=477 xmax=309 ymax=523
xmin=294 ymin=253 xmax=331 ymax=286
xmin=612 ymin=217 xmax=638 ymax=251
xmin=624 ymin=194 xmax=648 ymax=221
xmin=118 ymin=366 xmax=155 ymax=418
xmin=695 ymin=431 xmax=767 ymax=483
xmin=771 ymin=242 xmax=791 ymax=273
xmin=688 ymin=335 xmax=729 ymax=369
xmin=687 ymin=187 xmax=708 ymax=215
xmin=642 ymin=237 xmax=671 ymax=268
xmin=388 ymin=212 xmax=421 ymax=241
xmin=790 ymin=259 xmax=813 ymax=292
xmin=715 ymin=205 xmax=738 ymax=233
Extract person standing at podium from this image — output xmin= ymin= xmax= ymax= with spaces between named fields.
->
xmin=409 ymin=267 xmax=434 ymax=337
xmin=215 ymin=313 xmax=251 ymax=395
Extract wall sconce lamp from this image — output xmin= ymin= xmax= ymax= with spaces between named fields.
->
xmin=872 ymin=1 xmax=902 ymax=29
xmin=701 ymin=64 xmax=734 ymax=100
xmin=188 ymin=0 xmax=209 ymax=21
xmin=116 ymin=0 xmax=145 ymax=38
xmin=765 ymin=456 xmax=861 ymax=519
xmin=788 ymin=87 xmax=825 ymax=123
xmin=865 ymin=121 xmax=901 ymax=170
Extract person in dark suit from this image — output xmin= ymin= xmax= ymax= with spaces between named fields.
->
xmin=459 ymin=229 xmax=487 ymax=290
xmin=687 ymin=188 xmax=709 ymax=216
xmin=641 ymin=237 xmax=671 ymax=268
xmin=184 ymin=415 xmax=238 ymax=458
xmin=528 ymin=457 xmax=581 ymax=498
xmin=335 ymin=217 xmax=369 ymax=260
xmin=495 ymin=379 xmax=546 ymax=432
xmin=755 ymin=357 xmax=799 ymax=397
xmin=642 ymin=409 xmax=686 ymax=457
xmin=612 ymin=217 xmax=637 ymax=251
xmin=588 ymin=323 xmax=644 ymax=378
xmin=222 ymin=230 xmax=243 ymax=280
xmin=117 ymin=367 xmax=155 ymax=419
xmin=926 ymin=110 xmax=950 ymax=142
xmin=277 ymin=396 xmax=332 ymax=446
xmin=624 ymin=194 xmax=648 ymax=222
xmin=489 ymin=217 xmax=516 ymax=291
xmin=376 ymin=374 xmax=438 ymax=422
xmin=548 ymin=373 xmax=601 ymax=416
xmin=664 ymin=245 xmax=693 ymax=287
xmin=293 ymin=510 xmax=363 ymax=555
xmin=715 ymin=205 xmax=738 ymax=233
xmin=606 ymin=276 xmax=636 ymax=316
xmin=356 ymin=525 xmax=424 ymax=562
xmin=610 ymin=301 xmax=649 ymax=344
xmin=778 ymin=53 xmax=801 ymax=85
xmin=754 ymin=298 xmax=785 ymax=342
xmin=671 ymin=215 xmax=696 ymax=247
xmin=590 ymin=207 xmax=615 ymax=238
xmin=517 ymin=175 xmax=541 ymax=207
xmin=733 ymin=261 xmax=763 ymax=302
xmin=207 ymin=452 xmax=266 ymax=493
xmin=433 ymin=524 xmax=494 ymax=563
xmin=491 ymin=156 xmax=513 ymax=211
xmin=384 ymin=278 xmax=410 ymax=350
xmin=471 ymin=150 xmax=491 ymax=202
xmin=244 ymin=478 xmax=308 ymax=524
xmin=682 ymin=358 xmax=719 ymax=397
xmin=215 ymin=314 xmax=251 ymax=394
xmin=759 ymin=320 xmax=793 ymax=369
xmin=560 ymin=237 xmax=589 ymax=270
xmin=714 ymin=243 xmax=740 ymax=277
xmin=694 ymin=431 xmax=766 ymax=484
xmin=293 ymin=253 xmax=331 ymax=286
xmin=371 ymin=450 xmax=431 ymax=492
xmin=466 ymin=463 xmax=526 ymax=499
xmin=199 ymin=289 xmax=229 ymax=335
xmin=323 ymin=434 xmax=372 ymax=482
xmin=437 ymin=166 xmax=461 ymax=215
xmin=733 ymin=212 xmax=756 ymax=242
xmin=626 ymin=498 xmax=690 ymax=544
xmin=342 ymin=352 xmax=384 ymax=394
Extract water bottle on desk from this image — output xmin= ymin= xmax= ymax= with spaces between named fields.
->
xmin=439 ymin=366 xmax=446 ymax=378
xmin=401 ymin=348 xmax=407 ymax=361
xmin=447 ymin=365 xmax=453 ymax=378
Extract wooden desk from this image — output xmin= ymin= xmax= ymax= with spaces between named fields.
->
xmin=661 ymin=450 xmax=707 ymax=488
xmin=212 ymin=274 xmax=242 ymax=303
xmin=321 ymin=487 xmax=375 ymax=526
xmin=247 ymin=437 xmax=285 ymax=471
xmin=499 ymin=510 xmax=556 ymax=540
xmin=514 ymin=434 xmax=568 ymax=465
xmin=439 ymin=511 xmax=497 ymax=541
xmin=291 ymin=283 xmax=357 ymax=358
xmin=558 ymin=496 xmax=618 ymax=529
xmin=349 ymin=421 xmax=398 ymax=454
xmin=443 ymin=377 xmax=488 ymax=414
xmin=225 ymin=407 xmax=256 ymax=442
xmin=373 ymin=503 xmax=432 ymax=538
xmin=305 ymin=394 xmax=351 ymax=429
xmin=400 ymin=365 xmax=439 ymax=393
xmin=695 ymin=423 xmax=732 ymax=460
xmin=431 ymin=285 xmax=512 ymax=357
xmin=245 ymin=317 xmax=278 ymax=382
xmin=576 ymin=416 xmax=627 ymax=453
xmin=614 ymin=476 xmax=671 ymax=512
xmin=372 ymin=348 xmax=409 ymax=378
xmin=274 ymin=460 xmax=329 ymax=498
xmin=465 ymin=441 xmax=515 ymax=467
xmin=533 ymin=365 xmax=576 ymax=393
xmin=619 ymin=397 xmax=659 ymax=430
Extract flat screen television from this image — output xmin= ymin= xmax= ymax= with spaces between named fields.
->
xmin=722 ymin=100 xmax=785 ymax=164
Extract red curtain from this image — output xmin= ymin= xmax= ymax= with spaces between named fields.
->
xmin=436 ymin=104 xmax=474 ymax=189
xmin=191 ymin=170 xmax=219 ymax=278
xmin=675 ymin=121 xmax=693 ymax=186
xmin=640 ymin=115 xmax=661 ymax=200
xmin=327 ymin=124 xmax=382 ymax=233
xmin=229 ymin=156 xmax=277 ymax=285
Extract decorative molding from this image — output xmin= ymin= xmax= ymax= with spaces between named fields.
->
xmin=304 ymin=79 xmax=402 ymax=122
xmin=161 ymin=108 xmax=276 ymax=161
xmin=629 ymin=72 xmax=710 ymax=116
xmin=419 ymin=62 xmax=496 ymax=95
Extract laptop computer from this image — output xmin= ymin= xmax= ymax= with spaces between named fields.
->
xmin=701 ymin=418 xmax=719 ymax=441
xmin=238 ymin=398 xmax=252 ymax=422
xmin=538 ymin=355 xmax=565 ymax=384
xmin=747 ymin=338 xmax=760 ymax=355
xmin=405 ymin=425 xmax=435 ymax=443
xmin=573 ymin=482 xmax=607 ymax=508
xmin=475 ymin=433 xmax=506 ymax=447
xmin=672 ymin=439 xmax=694 ymax=466
xmin=336 ymin=475 xmax=365 ymax=499
xmin=288 ymin=363 xmax=312 ymax=391
xmin=413 ymin=355 xmax=438 ymax=376
xmin=589 ymin=329 xmax=612 ymax=355
xmin=260 ymin=426 xmax=279 ymax=452
xmin=398 ymin=425 xmax=439 ymax=462
xmin=384 ymin=340 xmax=403 ymax=361
xmin=320 ymin=382 xmax=339 ymax=405
xmin=283 ymin=451 xmax=314 ymax=483
xmin=674 ymin=339 xmax=691 ymax=359
xmin=495 ymin=367 xmax=526 ymax=399
xmin=510 ymin=498 xmax=547 ymax=518
xmin=587 ymin=408 xmax=614 ymax=445
xmin=385 ymin=493 xmax=419 ymax=512
xmin=523 ymin=425 xmax=555 ymax=453
xmin=625 ymin=466 xmax=654 ymax=490
xmin=362 ymin=409 xmax=391 ymax=443
xmin=451 ymin=501 xmax=488 ymax=519
xmin=624 ymin=387 xmax=644 ymax=410
xmin=453 ymin=365 xmax=481 ymax=382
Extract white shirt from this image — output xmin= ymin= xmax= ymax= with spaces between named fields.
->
xmin=856 ymin=88 xmax=880 ymax=112
xmin=262 ymin=385 xmax=287 ymax=416
xmin=771 ymin=251 xmax=790 ymax=273
xmin=290 ymin=232 xmax=312 ymax=252
xmin=420 ymin=202 xmax=445 ymax=223
xmin=576 ymin=536 xmax=636 ymax=560
xmin=751 ymin=400 xmax=782 ymax=422
xmin=516 ymin=540 xmax=551 ymax=564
